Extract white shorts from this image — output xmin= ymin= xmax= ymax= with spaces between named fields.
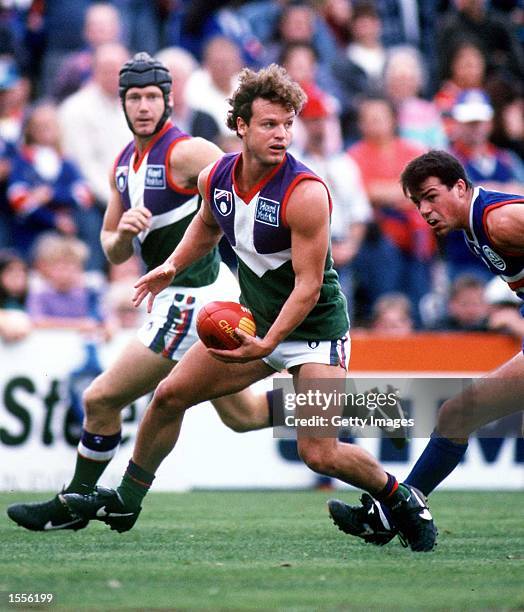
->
xmin=263 ymin=333 xmax=351 ymax=372
xmin=136 ymin=263 xmax=240 ymax=361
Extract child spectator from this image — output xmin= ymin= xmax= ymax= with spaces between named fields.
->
xmin=27 ymin=233 xmax=109 ymax=338
xmin=0 ymin=249 xmax=31 ymax=342
xmin=370 ymin=292 xmax=414 ymax=335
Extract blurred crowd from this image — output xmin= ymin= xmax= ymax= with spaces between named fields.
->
xmin=0 ymin=0 xmax=524 ymax=344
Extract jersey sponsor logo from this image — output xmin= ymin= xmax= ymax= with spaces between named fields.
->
xmin=255 ymin=197 xmax=280 ymax=227
xmin=115 ymin=166 xmax=128 ymax=193
xmin=214 ymin=188 xmax=234 ymax=216
xmin=482 ymin=245 xmax=506 ymax=271
xmin=145 ymin=165 xmax=166 ymax=189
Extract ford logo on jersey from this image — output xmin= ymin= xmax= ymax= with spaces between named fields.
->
xmin=255 ymin=197 xmax=280 ymax=227
xmin=145 ymin=165 xmax=166 ymax=189
xmin=115 ymin=166 xmax=128 ymax=193
xmin=482 ymin=245 xmax=507 ymax=271
xmin=214 ymin=189 xmax=234 ymax=216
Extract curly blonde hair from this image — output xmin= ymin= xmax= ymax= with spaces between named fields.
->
xmin=226 ymin=63 xmax=306 ymax=135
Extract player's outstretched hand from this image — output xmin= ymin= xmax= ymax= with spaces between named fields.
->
xmin=207 ymin=328 xmax=274 ymax=363
xmin=133 ymin=261 xmax=177 ymax=313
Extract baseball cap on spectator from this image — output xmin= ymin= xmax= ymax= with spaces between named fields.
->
xmin=300 ymin=88 xmax=330 ymax=120
xmin=452 ymin=89 xmax=494 ymax=123
xmin=0 ymin=58 xmax=19 ymax=90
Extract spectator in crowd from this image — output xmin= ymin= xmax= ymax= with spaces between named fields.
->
xmin=450 ymin=89 xmax=524 ymax=189
xmin=433 ymin=40 xmax=487 ymax=142
xmin=27 ymin=233 xmax=109 ymax=337
xmin=375 ymin=0 xmax=439 ymax=92
xmin=0 ymin=249 xmax=28 ymax=310
xmin=59 ymin=43 xmax=130 ymax=207
xmin=165 ymin=0 xmax=266 ymax=67
xmin=321 ymin=0 xmax=353 ymax=49
xmin=112 ymin=0 xmax=167 ymax=56
xmin=59 ymin=43 xmax=130 ymax=270
xmin=155 ymin=46 xmax=221 ymax=142
xmin=348 ymin=97 xmax=434 ymax=323
xmin=0 ymin=56 xmax=27 ymax=145
xmin=0 ymin=249 xmax=31 ymax=342
xmin=430 ymin=274 xmax=489 ymax=332
xmin=292 ymin=88 xmax=372 ymax=314
xmin=105 ymin=280 xmax=144 ymax=331
xmin=52 ymin=2 xmax=122 ymax=102
xmin=369 ymin=292 xmax=414 ymax=335
xmin=280 ymin=43 xmax=342 ymax=152
xmin=185 ymin=36 xmax=243 ymax=143
xmin=105 ymin=252 xmax=147 ymax=329
xmin=238 ymin=0 xmax=337 ymax=65
xmin=6 ymin=102 xmax=97 ymax=264
xmin=383 ymin=46 xmax=447 ymax=150
xmin=486 ymin=79 xmax=524 ymax=164
xmin=438 ymin=0 xmax=524 ymax=84
xmin=264 ymin=1 xmax=337 ymax=68
xmin=331 ymin=2 xmax=387 ymax=143
xmin=484 ymin=276 xmax=524 ymax=339
xmin=38 ymin=0 xmax=94 ymax=96
xmin=0 ymin=133 xmax=16 ymax=250
xmin=280 ymin=42 xmax=342 ymax=110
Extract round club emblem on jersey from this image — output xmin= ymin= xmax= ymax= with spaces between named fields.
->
xmin=115 ymin=166 xmax=128 ymax=193
xmin=213 ymin=188 xmax=234 ymax=216
xmin=482 ymin=245 xmax=506 ymax=271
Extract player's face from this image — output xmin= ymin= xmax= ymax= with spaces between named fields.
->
xmin=410 ymin=177 xmax=468 ymax=236
xmin=124 ymin=85 xmax=166 ymax=137
xmin=238 ymin=99 xmax=295 ymax=166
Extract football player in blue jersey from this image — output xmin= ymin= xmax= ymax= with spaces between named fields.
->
xmin=59 ymin=65 xmax=437 ymax=552
xmin=6 ymin=53 xmax=272 ymax=533
xmin=327 ymin=150 xmax=524 ymax=546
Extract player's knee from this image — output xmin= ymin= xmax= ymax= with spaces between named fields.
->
xmin=83 ymin=381 xmax=117 ymax=419
xmin=151 ymin=379 xmax=188 ymax=419
xmin=297 ymin=440 xmax=337 ymax=476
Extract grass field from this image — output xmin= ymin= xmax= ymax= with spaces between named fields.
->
xmin=1 ymin=490 xmax=523 ymax=610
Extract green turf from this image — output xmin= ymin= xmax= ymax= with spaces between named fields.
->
xmin=0 ymin=490 xmax=523 ymax=610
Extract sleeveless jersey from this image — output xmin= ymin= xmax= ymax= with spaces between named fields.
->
xmin=207 ymin=152 xmax=349 ymax=340
xmin=464 ymin=186 xmax=524 ymax=298
xmin=114 ymin=121 xmax=219 ymax=287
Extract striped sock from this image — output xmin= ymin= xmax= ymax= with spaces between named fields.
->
xmin=374 ymin=472 xmax=399 ymax=503
xmin=117 ymin=460 xmax=155 ymax=511
xmin=65 ymin=430 xmax=121 ymax=494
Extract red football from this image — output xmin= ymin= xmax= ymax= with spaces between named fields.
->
xmin=196 ymin=301 xmax=257 ymax=350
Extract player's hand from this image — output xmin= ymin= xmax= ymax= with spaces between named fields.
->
xmin=133 ymin=261 xmax=177 ymax=312
xmin=117 ymin=206 xmax=152 ymax=237
xmin=207 ymin=329 xmax=274 ymax=363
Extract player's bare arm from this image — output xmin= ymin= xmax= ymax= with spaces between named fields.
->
xmin=169 ymin=137 xmax=223 ymax=190
xmin=101 ymin=170 xmax=152 ymax=264
xmin=485 ymin=202 xmax=524 ymax=254
xmin=209 ymin=180 xmax=330 ymax=364
xmin=132 ymin=163 xmax=223 ymax=311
